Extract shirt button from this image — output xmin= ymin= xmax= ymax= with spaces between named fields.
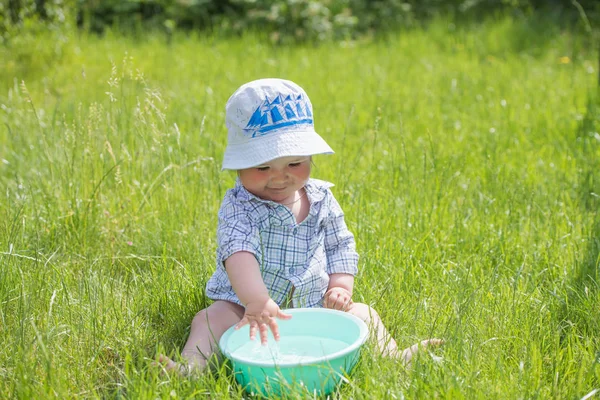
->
xmin=292 ymin=227 xmax=298 ymax=235
xmin=289 ymin=267 xmax=296 ymax=275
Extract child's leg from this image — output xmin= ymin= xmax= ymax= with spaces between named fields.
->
xmin=158 ymin=300 xmax=245 ymax=374
xmin=347 ymin=302 xmax=442 ymax=366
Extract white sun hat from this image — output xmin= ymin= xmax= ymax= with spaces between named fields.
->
xmin=222 ymin=78 xmax=334 ymax=170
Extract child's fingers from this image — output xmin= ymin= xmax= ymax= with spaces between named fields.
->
xmin=326 ymin=292 xmax=339 ymax=308
xmin=344 ymin=298 xmax=354 ymax=311
xmin=333 ymin=293 xmax=347 ymax=310
xmin=330 ymin=296 xmax=340 ymax=309
xmin=239 ymin=317 xmax=260 ymax=340
xmin=259 ymin=322 xmax=269 ymax=344
xmin=322 ymin=290 xmax=332 ymax=308
xmin=276 ymin=309 xmax=293 ymax=320
xmin=268 ymin=318 xmax=281 ymax=340
xmin=324 ymin=288 xmax=353 ymax=310
xmin=249 ymin=321 xmax=259 ymax=340
xmin=333 ymin=294 xmax=352 ymax=311
xmin=235 ymin=317 xmax=249 ymax=329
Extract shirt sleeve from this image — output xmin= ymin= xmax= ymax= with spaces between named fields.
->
xmin=216 ymin=193 xmax=261 ymax=266
xmin=323 ymin=191 xmax=359 ymax=275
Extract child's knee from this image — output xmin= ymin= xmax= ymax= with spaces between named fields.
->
xmin=348 ymin=302 xmax=381 ymax=322
xmin=191 ymin=308 xmax=210 ymax=327
xmin=192 ymin=301 xmax=244 ymax=327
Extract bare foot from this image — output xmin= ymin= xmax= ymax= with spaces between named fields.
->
xmin=399 ymin=338 xmax=444 ymax=368
xmin=153 ymin=354 xmax=193 ymax=376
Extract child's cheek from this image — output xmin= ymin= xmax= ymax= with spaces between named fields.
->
xmin=298 ymin=163 xmax=311 ymax=180
xmin=240 ymin=169 xmax=266 ymax=185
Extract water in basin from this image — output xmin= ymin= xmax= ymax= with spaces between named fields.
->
xmin=231 ymin=336 xmax=349 ymax=364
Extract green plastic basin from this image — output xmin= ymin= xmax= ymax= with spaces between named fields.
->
xmin=219 ymin=308 xmax=368 ymax=396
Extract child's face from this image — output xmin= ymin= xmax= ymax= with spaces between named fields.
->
xmin=239 ymin=156 xmax=311 ymax=203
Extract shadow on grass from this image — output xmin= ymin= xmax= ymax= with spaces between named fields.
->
xmin=557 ymin=93 xmax=600 ymax=339
xmin=572 ymin=94 xmax=600 ymax=288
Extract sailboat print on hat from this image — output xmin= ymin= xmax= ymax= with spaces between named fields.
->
xmin=244 ymin=94 xmax=313 ymax=138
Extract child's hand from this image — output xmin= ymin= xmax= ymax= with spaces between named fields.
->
xmin=236 ymin=296 xmax=292 ymax=344
xmin=323 ymin=287 xmax=353 ymax=311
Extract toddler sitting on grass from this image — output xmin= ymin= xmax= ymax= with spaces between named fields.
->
xmin=158 ymin=78 xmax=442 ymax=375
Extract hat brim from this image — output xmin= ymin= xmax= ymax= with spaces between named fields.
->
xmin=222 ymin=129 xmax=334 ymax=170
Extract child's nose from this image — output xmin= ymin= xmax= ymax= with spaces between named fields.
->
xmin=270 ymin=168 xmax=288 ymax=182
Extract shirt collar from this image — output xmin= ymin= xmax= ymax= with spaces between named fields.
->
xmin=234 ymin=177 xmax=333 ymax=205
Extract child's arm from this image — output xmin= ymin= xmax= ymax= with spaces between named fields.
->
xmin=328 ymin=272 xmax=354 ymax=294
xmin=321 ymin=192 xmax=359 ymax=310
xmin=225 ymin=251 xmax=292 ymax=344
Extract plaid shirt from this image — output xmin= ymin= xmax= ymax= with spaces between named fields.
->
xmin=205 ymin=178 xmax=359 ymax=308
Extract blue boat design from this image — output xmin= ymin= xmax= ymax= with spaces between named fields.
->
xmin=244 ymin=94 xmax=313 ymax=137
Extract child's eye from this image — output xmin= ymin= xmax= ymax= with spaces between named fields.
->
xmin=256 ymin=166 xmax=270 ymax=171
xmin=288 ymin=162 xmax=301 ymax=168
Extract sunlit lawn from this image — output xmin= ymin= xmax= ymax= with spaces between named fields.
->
xmin=1 ymin=13 xmax=599 ymax=399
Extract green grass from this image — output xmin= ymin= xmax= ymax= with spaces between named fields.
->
xmin=1 ymin=13 xmax=599 ymax=399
